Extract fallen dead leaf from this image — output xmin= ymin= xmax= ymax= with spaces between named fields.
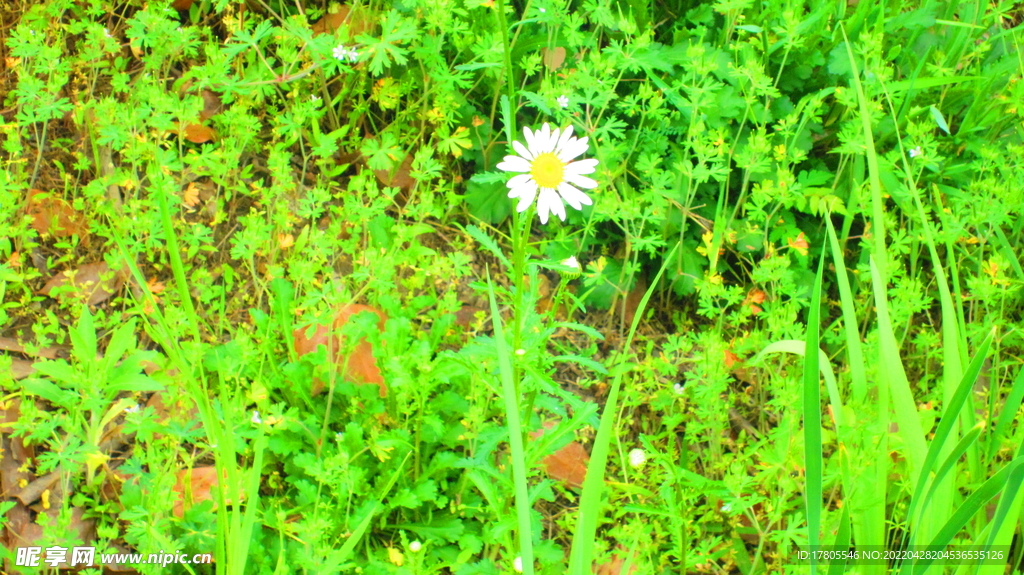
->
xmin=199 ymin=89 xmax=224 ymax=121
xmin=530 ymin=421 xmax=589 ymax=489
xmin=541 ymin=46 xmax=566 ymax=70
xmin=173 ymin=466 xmax=230 ymax=518
xmin=39 ymin=261 xmax=128 ymax=305
xmin=293 ymin=304 xmax=388 ymax=397
xmin=26 ymin=189 xmax=89 ymax=239
xmin=372 ymin=154 xmax=415 ymax=196
xmin=311 ymin=4 xmax=374 ymax=36
xmin=182 ymin=122 xmax=216 ymax=144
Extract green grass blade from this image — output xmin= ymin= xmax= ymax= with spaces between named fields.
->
xmin=485 ymin=266 xmax=534 ymax=575
xmin=904 ymin=455 xmax=1024 ymax=575
xmin=905 ymin=330 xmax=993 ymax=533
xmin=824 ymin=216 xmax=867 ymax=405
xmin=803 ymin=250 xmax=827 ymax=570
xmin=826 ymin=507 xmax=852 ymax=575
xmin=869 ymin=256 xmax=927 ymax=483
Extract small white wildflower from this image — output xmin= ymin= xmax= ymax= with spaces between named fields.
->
xmin=673 ymin=382 xmax=685 ymax=395
xmin=721 ymin=503 xmax=732 ymax=513
xmin=125 ymin=404 xmax=141 ymax=414
xmin=409 ymin=541 xmax=422 ymax=553
xmin=515 ymin=348 xmax=526 ymax=356
xmin=628 ymin=448 xmax=646 ymax=469
xmin=513 ymin=557 xmax=523 ymax=573
xmin=909 ymin=146 xmax=922 ymax=158
xmin=559 ymin=256 xmax=582 ymax=280
xmin=251 ymin=411 xmax=262 ymax=424
xmin=497 ymin=123 xmax=599 ymax=225
xmin=347 ymin=48 xmax=359 ymax=62
xmin=557 ymin=95 xmax=569 ymax=108
xmin=539 ymin=7 xmax=546 ymax=12
xmin=333 ymin=45 xmax=349 ymax=60
xmin=311 ymin=95 xmax=321 ymax=102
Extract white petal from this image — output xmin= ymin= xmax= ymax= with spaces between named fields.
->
xmin=538 ymin=188 xmax=565 ymax=223
xmin=509 ymin=181 xmax=538 ymax=212
xmin=535 ymin=189 xmax=554 ymax=224
xmin=523 ymin=126 xmax=537 ymax=153
xmin=506 ymin=173 xmax=534 ymax=191
xmin=497 ymin=156 xmax=532 ymax=173
xmin=557 ymin=182 xmax=593 ymax=210
xmin=555 ymin=125 xmax=574 ymax=153
xmin=512 ymin=140 xmax=534 ymax=161
xmin=538 ymin=124 xmax=554 ymax=153
xmin=563 ymin=172 xmax=598 ymax=189
xmin=566 ymin=158 xmax=599 ymax=175
xmin=557 ymin=137 xmax=590 ymax=162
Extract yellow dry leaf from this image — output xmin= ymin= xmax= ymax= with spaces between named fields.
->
xmin=183 ymin=182 xmax=200 ymax=208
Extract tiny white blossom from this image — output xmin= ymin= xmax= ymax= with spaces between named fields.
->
xmin=251 ymin=411 xmax=262 ymax=424
xmin=311 ymin=95 xmax=321 ymax=102
xmin=628 ymin=448 xmax=646 ymax=468
xmin=125 ymin=404 xmax=141 ymax=414
xmin=721 ymin=503 xmax=733 ymax=513
xmin=557 ymin=95 xmax=569 ymax=108
xmin=513 ymin=557 xmax=523 ymax=573
xmin=515 ymin=348 xmax=526 ymax=356
xmin=539 ymin=7 xmax=546 ymax=12
xmin=333 ymin=45 xmax=349 ymax=60
xmin=673 ymin=382 xmax=685 ymax=395
xmin=348 ymin=48 xmax=359 ymax=62
xmin=909 ymin=146 xmax=922 ymax=158
xmin=409 ymin=541 xmax=422 ymax=553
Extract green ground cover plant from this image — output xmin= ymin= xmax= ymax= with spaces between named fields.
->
xmin=1 ymin=0 xmax=1024 ymax=573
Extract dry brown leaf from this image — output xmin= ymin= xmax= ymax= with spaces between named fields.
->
xmin=0 ymin=337 xmax=65 ymax=359
xmin=531 ymin=421 xmax=589 ymax=488
xmin=373 ymin=154 xmax=415 ymax=193
xmin=15 ymin=471 xmax=60 ymax=506
xmin=621 ymin=273 xmax=647 ymax=327
xmin=27 ymin=189 xmax=89 ymax=239
xmin=199 ymin=89 xmax=224 ymax=121
xmin=183 ymin=182 xmax=201 ymax=208
xmin=311 ymin=4 xmax=374 ymax=36
xmin=541 ymin=46 xmax=566 ymax=70
xmin=182 ymin=123 xmax=216 ymax=143
xmin=293 ymin=304 xmax=388 ymax=397
xmin=40 ymin=261 xmax=128 ymax=305
xmin=173 ymin=466 xmax=226 ymax=518
xmin=593 ymin=551 xmax=639 ymax=575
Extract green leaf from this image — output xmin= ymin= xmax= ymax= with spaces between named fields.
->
xmin=929 ymin=105 xmax=951 ymax=135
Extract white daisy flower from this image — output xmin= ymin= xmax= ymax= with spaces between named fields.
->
xmin=628 ymin=448 xmax=646 ymax=468
xmin=497 ymin=123 xmax=598 ymax=224
xmin=557 ymin=95 xmax=569 ymax=108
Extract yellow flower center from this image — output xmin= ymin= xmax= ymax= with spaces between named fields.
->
xmin=530 ymin=152 xmax=565 ymax=189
